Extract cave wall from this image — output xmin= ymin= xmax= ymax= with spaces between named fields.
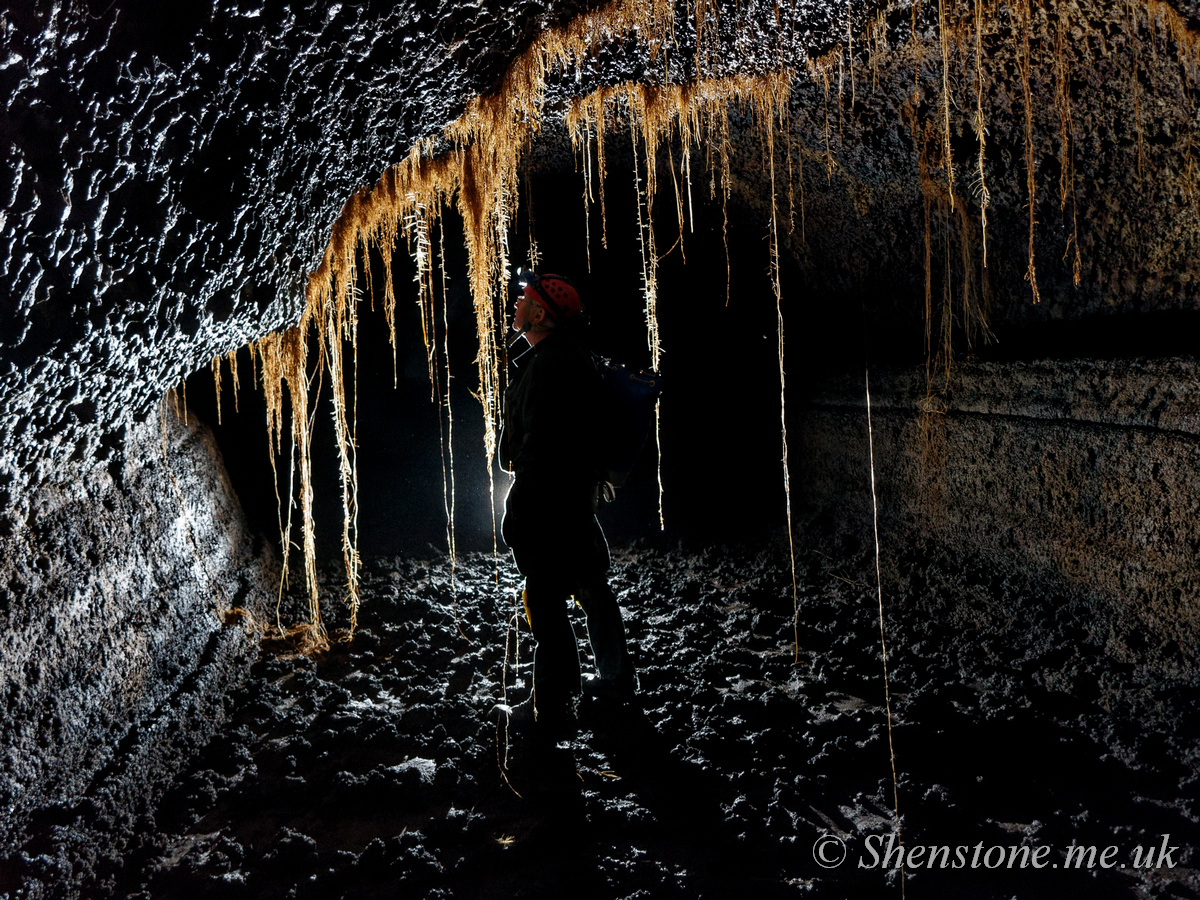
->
xmin=796 ymin=359 xmax=1200 ymax=673
xmin=0 ymin=0 xmax=590 ymax=500
xmin=2 ymin=0 xmax=621 ymax=881
xmin=0 ymin=408 xmax=273 ymax=893
xmin=762 ymin=0 xmax=1200 ymax=674
xmin=1 ymin=0 xmax=863 ymax=884
xmin=3 ymin=0 xmax=1200 ymax=890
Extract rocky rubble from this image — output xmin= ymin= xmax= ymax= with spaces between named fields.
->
xmin=93 ymin=540 xmax=1200 ymax=899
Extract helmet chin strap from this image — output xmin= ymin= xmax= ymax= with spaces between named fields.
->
xmin=508 ymin=322 xmax=537 ymax=366
xmin=508 ymin=323 xmax=530 ymax=349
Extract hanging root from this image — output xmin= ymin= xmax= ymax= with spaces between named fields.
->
xmin=1054 ymin=11 xmax=1082 ymax=286
xmin=217 ymin=0 xmax=1200 ymax=648
xmin=937 ymin=0 xmax=955 ymax=209
xmin=864 ymin=364 xmax=905 ymax=899
xmin=1016 ymin=0 xmax=1041 ymax=303
xmin=971 ymin=0 xmax=989 ymax=268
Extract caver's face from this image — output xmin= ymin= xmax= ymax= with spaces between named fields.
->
xmin=513 ymin=291 xmax=543 ymax=332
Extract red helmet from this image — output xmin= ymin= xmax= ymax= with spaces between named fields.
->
xmin=522 ymin=273 xmax=581 ymax=322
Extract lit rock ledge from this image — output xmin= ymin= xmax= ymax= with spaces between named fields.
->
xmin=0 ymin=409 xmax=273 ymax=891
xmin=797 ymin=357 xmax=1200 ymax=673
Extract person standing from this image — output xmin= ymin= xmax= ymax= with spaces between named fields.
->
xmin=497 ymin=272 xmax=637 ymax=742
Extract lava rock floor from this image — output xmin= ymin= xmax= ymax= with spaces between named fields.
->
xmin=114 ymin=540 xmax=1200 ymax=899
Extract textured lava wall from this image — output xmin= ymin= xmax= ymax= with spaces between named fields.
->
xmin=3 ymin=0 xmax=1200 ymax=891
xmin=796 ymin=360 xmax=1200 ymax=673
xmin=763 ymin=0 xmax=1200 ymax=674
xmin=0 ymin=0 xmax=860 ymax=889
xmin=0 ymin=0 xmax=635 ymax=883
xmin=0 ymin=409 xmax=272 ymax=894
xmin=1 ymin=0 xmax=603 ymax=498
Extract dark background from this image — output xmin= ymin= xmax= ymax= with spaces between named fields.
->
xmin=187 ymin=156 xmax=1200 ymax=561
xmin=186 ymin=161 xmax=889 ymax=559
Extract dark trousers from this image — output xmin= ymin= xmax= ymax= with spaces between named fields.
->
xmin=523 ymin=570 xmax=634 ymax=717
xmin=503 ymin=480 xmax=634 ymax=720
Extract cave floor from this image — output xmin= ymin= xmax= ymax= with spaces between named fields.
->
xmin=115 ymin=541 xmax=1200 ymax=899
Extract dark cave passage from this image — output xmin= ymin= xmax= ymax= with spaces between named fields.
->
xmin=5 ymin=1 xmax=1200 ymax=897
xmin=184 ymin=163 xmax=873 ymax=562
xmin=17 ymin=108 xmax=1200 ymax=900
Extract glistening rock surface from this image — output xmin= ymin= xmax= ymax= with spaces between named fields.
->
xmin=0 ymin=1 xmax=867 ymax=894
xmin=108 ymin=548 xmax=1200 ymax=898
xmin=797 ymin=357 xmax=1200 ymax=673
xmin=1 ymin=0 xmax=588 ymax=499
xmin=3 ymin=0 xmax=1200 ymax=896
xmin=0 ymin=409 xmax=273 ymax=894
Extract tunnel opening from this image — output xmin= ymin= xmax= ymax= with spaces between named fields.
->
xmin=4 ymin=0 xmax=1200 ymax=896
xmin=184 ymin=156 xmax=877 ymax=564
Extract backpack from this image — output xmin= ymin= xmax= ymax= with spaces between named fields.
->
xmin=594 ymin=356 xmax=663 ymax=488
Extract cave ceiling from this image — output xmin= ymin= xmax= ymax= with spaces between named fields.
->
xmin=2 ymin=0 xmax=1199 ymax=524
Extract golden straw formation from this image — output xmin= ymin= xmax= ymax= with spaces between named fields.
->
xmin=198 ymin=0 xmax=1200 ymax=650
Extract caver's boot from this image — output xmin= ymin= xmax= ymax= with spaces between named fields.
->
xmin=576 ymin=582 xmax=637 ymax=702
xmin=580 ymin=671 xmax=638 ymax=704
xmin=492 ymin=691 xmax=577 ymax=744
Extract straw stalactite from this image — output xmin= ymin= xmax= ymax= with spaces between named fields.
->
xmin=221 ymin=0 xmax=1200 ymax=644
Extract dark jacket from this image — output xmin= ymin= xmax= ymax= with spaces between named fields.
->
xmin=500 ymin=322 xmax=607 ymax=577
xmin=499 ymin=322 xmax=603 ymax=487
